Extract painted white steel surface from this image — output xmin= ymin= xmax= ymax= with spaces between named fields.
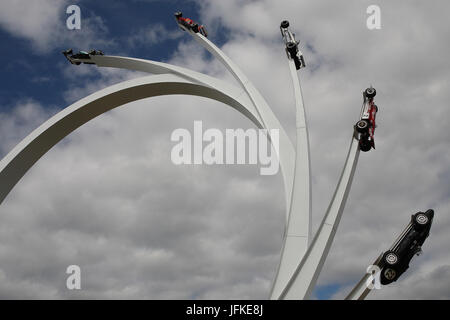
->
xmin=189 ymin=33 xmax=296 ymax=220
xmin=0 ymin=74 xmax=268 ymax=205
xmin=270 ymin=60 xmax=312 ymax=299
xmin=280 ymin=136 xmax=360 ymax=300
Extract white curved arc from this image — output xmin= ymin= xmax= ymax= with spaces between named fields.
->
xmin=0 ymin=74 xmax=265 ymax=205
xmin=93 ymin=55 xmax=238 ymax=90
xmin=280 ymin=136 xmax=360 ymax=300
xmin=270 ymin=61 xmax=312 ymax=299
xmin=189 ymin=32 xmax=295 ymax=221
xmin=92 ymin=55 xmax=265 ymax=130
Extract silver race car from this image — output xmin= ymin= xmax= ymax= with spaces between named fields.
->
xmin=280 ymin=20 xmax=305 ymax=70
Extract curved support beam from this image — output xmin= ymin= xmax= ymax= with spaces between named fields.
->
xmin=187 ymin=32 xmax=318 ymax=300
xmin=90 ymin=54 xmax=295 ymax=218
xmin=270 ymin=61 xmax=312 ymax=299
xmin=189 ymin=32 xmax=295 ymax=221
xmin=279 ymin=135 xmax=360 ymax=300
xmin=91 ymin=55 xmax=265 ymax=131
xmin=0 ymin=74 xmax=266 ymax=206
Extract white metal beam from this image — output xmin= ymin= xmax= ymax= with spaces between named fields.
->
xmin=0 ymin=74 xmax=266 ymax=205
xmin=270 ymin=60 xmax=312 ymax=299
xmin=189 ymin=33 xmax=296 ymax=222
xmin=279 ymin=135 xmax=360 ymax=299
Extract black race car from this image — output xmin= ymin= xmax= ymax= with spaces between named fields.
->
xmin=62 ymin=49 xmax=104 ymax=65
xmin=380 ymin=209 xmax=434 ymax=285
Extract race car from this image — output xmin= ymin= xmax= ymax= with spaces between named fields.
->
xmin=88 ymin=49 xmax=104 ymax=56
xmin=279 ymin=20 xmax=305 ymax=70
xmin=355 ymin=86 xmax=378 ymax=152
xmin=62 ymin=49 xmax=104 ymax=65
xmin=174 ymin=11 xmax=207 ymax=37
xmin=380 ymin=209 xmax=434 ymax=285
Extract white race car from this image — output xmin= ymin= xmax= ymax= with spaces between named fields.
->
xmin=280 ymin=20 xmax=305 ymax=70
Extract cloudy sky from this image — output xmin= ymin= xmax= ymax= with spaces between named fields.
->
xmin=0 ymin=0 xmax=449 ymax=299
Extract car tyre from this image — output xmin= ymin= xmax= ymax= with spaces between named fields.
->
xmin=415 ymin=213 xmax=429 ymax=225
xmin=383 ymin=268 xmax=397 ymax=281
xmin=356 ymin=120 xmax=369 ymax=133
xmin=384 ymin=251 xmax=399 ymax=265
xmin=287 ymin=42 xmax=297 ymax=56
xmin=280 ymin=20 xmax=290 ymax=28
xmin=359 ymin=140 xmax=371 ymax=152
xmin=294 ymin=58 xmax=301 ymax=70
xmin=413 ymin=212 xmax=430 ymax=231
xmin=365 ymin=87 xmax=376 ymax=99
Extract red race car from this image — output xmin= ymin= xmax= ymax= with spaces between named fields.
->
xmin=174 ymin=11 xmax=208 ymax=37
xmin=355 ymin=87 xmax=378 ymax=152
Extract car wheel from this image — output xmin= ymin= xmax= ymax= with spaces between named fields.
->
xmin=384 ymin=251 xmax=399 ymax=265
xmin=413 ymin=213 xmax=430 ymax=231
xmin=280 ymin=20 xmax=290 ymax=28
xmin=286 ymin=42 xmax=297 ymax=56
xmin=174 ymin=12 xmax=182 ymax=18
xmin=294 ymin=58 xmax=301 ymax=70
xmin=415 ymin=213 xmax=429 ymax=225
xmin=192 ymin=23 xmax=199 ymax=33
xmin=365 ymin=87 xmax=376 ymax=99
xmin=359 ymin=141 xmax=371 ymax=152
xmin=383 ymin=268 xmax=397 ymax=281
xmin=356 ymin=120 xmax=369 ymax=133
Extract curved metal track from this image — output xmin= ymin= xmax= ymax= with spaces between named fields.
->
xmin=280 ymin=134 xmax=360 ymax=299
xmin=93 ymin=37 xmax=312 ymax=299
xmin=270 ymin=59 xmax=312 ymax=299
xmin=0 ymin=74 xmax=267 ymax=205
xmin=187 ymin=32 xmax=316 ymax=299
xmin=189 ymin=33 xmax=296 ymax=221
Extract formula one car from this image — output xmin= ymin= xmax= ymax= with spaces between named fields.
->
xmin=174 ymin=11 xmax=207 ymax=37
xmin=380 ymin=209 xmax=434 ymax=285
xmin=62 ymin=49 xmax=104 ymax=65
xmin=280 ymin=20 xmax=305 ymax=70
xmin=355 ymin=86 xmax=378 ymax=152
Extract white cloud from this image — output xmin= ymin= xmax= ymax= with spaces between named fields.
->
xmin=0 ymin=100 xmax=58 ymax=157
xmin=127 ymin=24 xmax=183 ymax=48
